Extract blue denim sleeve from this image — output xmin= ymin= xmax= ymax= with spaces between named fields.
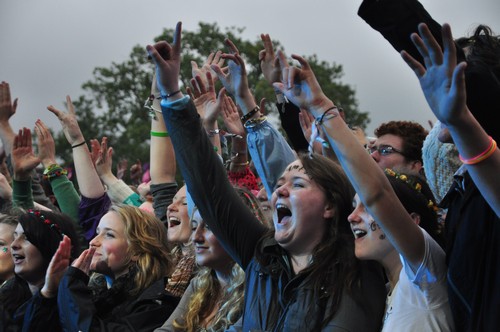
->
xmin=246 ymin=119 xmax=296 ymax=200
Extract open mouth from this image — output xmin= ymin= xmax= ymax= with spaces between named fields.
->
xmin=352 ymin=228 xmax=367 ymax=239
xmin=12 ymin=254 xmax=25 ymax=264
xmin=168 ymin=217 xmax=181 ymax=228
xmin=276 ymin=203 xmax=292 ymax=224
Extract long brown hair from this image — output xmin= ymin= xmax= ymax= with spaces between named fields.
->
xmin=257 ymin=153 xmax=362 ymax=329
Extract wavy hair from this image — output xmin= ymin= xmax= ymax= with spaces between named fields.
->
xmin=109 ymin=204 xmax=173 ymax=295
xmin=172 ymin=185 xmax=259 ymax=331
xmin=174 ymin=265 xmax=245 ymax=331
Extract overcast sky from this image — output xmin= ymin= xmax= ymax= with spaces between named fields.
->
xmin=1 ymin=0 xmax=499 ymax=141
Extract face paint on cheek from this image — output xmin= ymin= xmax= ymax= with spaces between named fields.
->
xmin=369 ymin=220 xmax=381 ymax=232
xmin=369 ymin=221 xmax=386 ymax=240
xmin=1 ymin=247 xmax=7 ymax=253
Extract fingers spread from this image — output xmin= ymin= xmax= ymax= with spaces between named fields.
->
xmin=401 ymin=50 xmax=426 ymax=78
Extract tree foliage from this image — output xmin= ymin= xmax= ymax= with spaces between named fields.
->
xmin=55 ymin=22 xmax=369 ymax=166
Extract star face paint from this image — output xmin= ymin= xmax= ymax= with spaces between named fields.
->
xmin=0 ymin=222 xmax=16 ymax=282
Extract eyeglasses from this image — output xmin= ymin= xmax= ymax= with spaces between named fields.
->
xmin=369 ymin=144 xmax=406 ymax=156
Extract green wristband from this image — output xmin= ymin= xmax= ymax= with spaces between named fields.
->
xmin=151 ymin=131 xmax=169 ymax=137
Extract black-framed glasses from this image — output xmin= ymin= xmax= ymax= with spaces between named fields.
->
xmin=369 ymin=144 xmax=406 ymax=157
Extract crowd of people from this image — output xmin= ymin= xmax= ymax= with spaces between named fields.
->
xmin=0 ymin=0 xmax=499 ymax=331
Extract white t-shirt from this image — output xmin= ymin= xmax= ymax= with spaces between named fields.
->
xmin=381 ymin=228 xmax=455 ymax=332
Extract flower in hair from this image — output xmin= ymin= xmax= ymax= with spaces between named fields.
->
xmin=384 ymin=168 xmax=423 ymax=193
xmin=27 ymin=209 xmax=63 ymax=236
xmin=427 ymin=200 xmax=439 ymax=213
xmin=384 ymin=169 xmax=438 ymax=214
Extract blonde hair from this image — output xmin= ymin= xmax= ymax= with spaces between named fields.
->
xmin=173 ymin=265 xmax=245 ymax=331
xmin=109 ymin=204 xmax=173 ymax=295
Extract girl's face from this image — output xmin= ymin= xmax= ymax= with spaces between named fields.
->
xmin=90 ymin=211 xmax=131 ymax=279
xmin=271 ymin=160 xmax=334 ymax=256
xmin=166 ymin=185 xmax=192 ymax=244
xmin=347 ymin=194 xmax=394 ymax=261
xmin=0 ymin=223 xmax=16 ymax=281
xmin=191 ymin=210 xmax=232 ymax=271
xmin=10 ymin=223 xmax=45 ymax=285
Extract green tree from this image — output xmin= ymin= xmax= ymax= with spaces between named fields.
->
xmin=55 ymin=22 xmax=369 ymax=169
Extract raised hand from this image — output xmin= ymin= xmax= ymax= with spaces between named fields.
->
xmin=273 ymin=51 xmax=332 ymax=117
xmin=130 ymin=159 xmax=142 ymax=185
xmin=41 ymin=235 xmax=72 ymax=298
xmin=147 ymin=22 xmax=182 ymax=98
xmin=90 ymin=137 xmax=114 ymax=180
xmin=211 ymin=39 xmax=254 ymax=107
xmin=0 ymin=81 xmax=18 ymax=124
xmin=34 ymin=119 xmax=57 ymax=167
xmin=401 ymin=23 xmax=467 ymax=126
xmin=47 ymin=96 xmax=85 ymax=146
xmin=259 ymin=34 xmax=281 ymax=84
xmin=71 ymin=246 xmax=96 ymax=275
xmin=221 ymin=95 xmax=245 ymax=138
xmin=189 ymin=71 xmax=227 ymax=126
xmin=191 ymin=51 xmax=225 ymax=90
xmin=12 ymin=128 xmax=41 ymax=181
xmin=116 ymin=158 xmax=128 ymax=180
xmin=298 ymin=110 xmax=314 ymax=144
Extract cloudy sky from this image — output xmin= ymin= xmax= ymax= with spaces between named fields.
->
xmin=1 ymin=0 xmax=499 ymax=140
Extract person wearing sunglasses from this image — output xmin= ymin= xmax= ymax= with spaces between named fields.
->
xmin=369 ymin=121 xmax=427 ymax=176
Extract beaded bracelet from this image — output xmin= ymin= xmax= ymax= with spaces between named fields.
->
xmin=43 ymin=164 xmax=68 ymax=180
xmin=459 ymin=137 xmax=497 ymax=165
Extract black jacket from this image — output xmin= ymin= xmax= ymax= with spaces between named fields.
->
xmin=21 ymin=267 xmax=178 ymax=332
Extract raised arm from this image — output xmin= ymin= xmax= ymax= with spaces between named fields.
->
xmin=11 ymin=128 xmax=41 ymax=209
xmin=259 ymin=34 xmax=309 ymax=152
xmin=89 ymin=137 xmax=142 ymax=206
xmin=274 ymin=51 xmax=425 ymax=269
xmin=212 ymin=39 xmax=295 ymax=198
xmin=147 ymin=22 xmax=267 ymax=268
xmin=0 ymin=81 xmax=18 ymax=157
xmin=187 ymin=70 xmax=224 ymax=156
xmin=47 ymin=96 xmax=105 ymax=199
xmin=147 ymin=72 xmax=178 ymax=224
xmin=402 ymin=23 xmax=500 ymax=216
xmin=35 ymin=119 xmax=80 ymax=221
xmin=357 ymin=0 xmax=446 ymax=65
